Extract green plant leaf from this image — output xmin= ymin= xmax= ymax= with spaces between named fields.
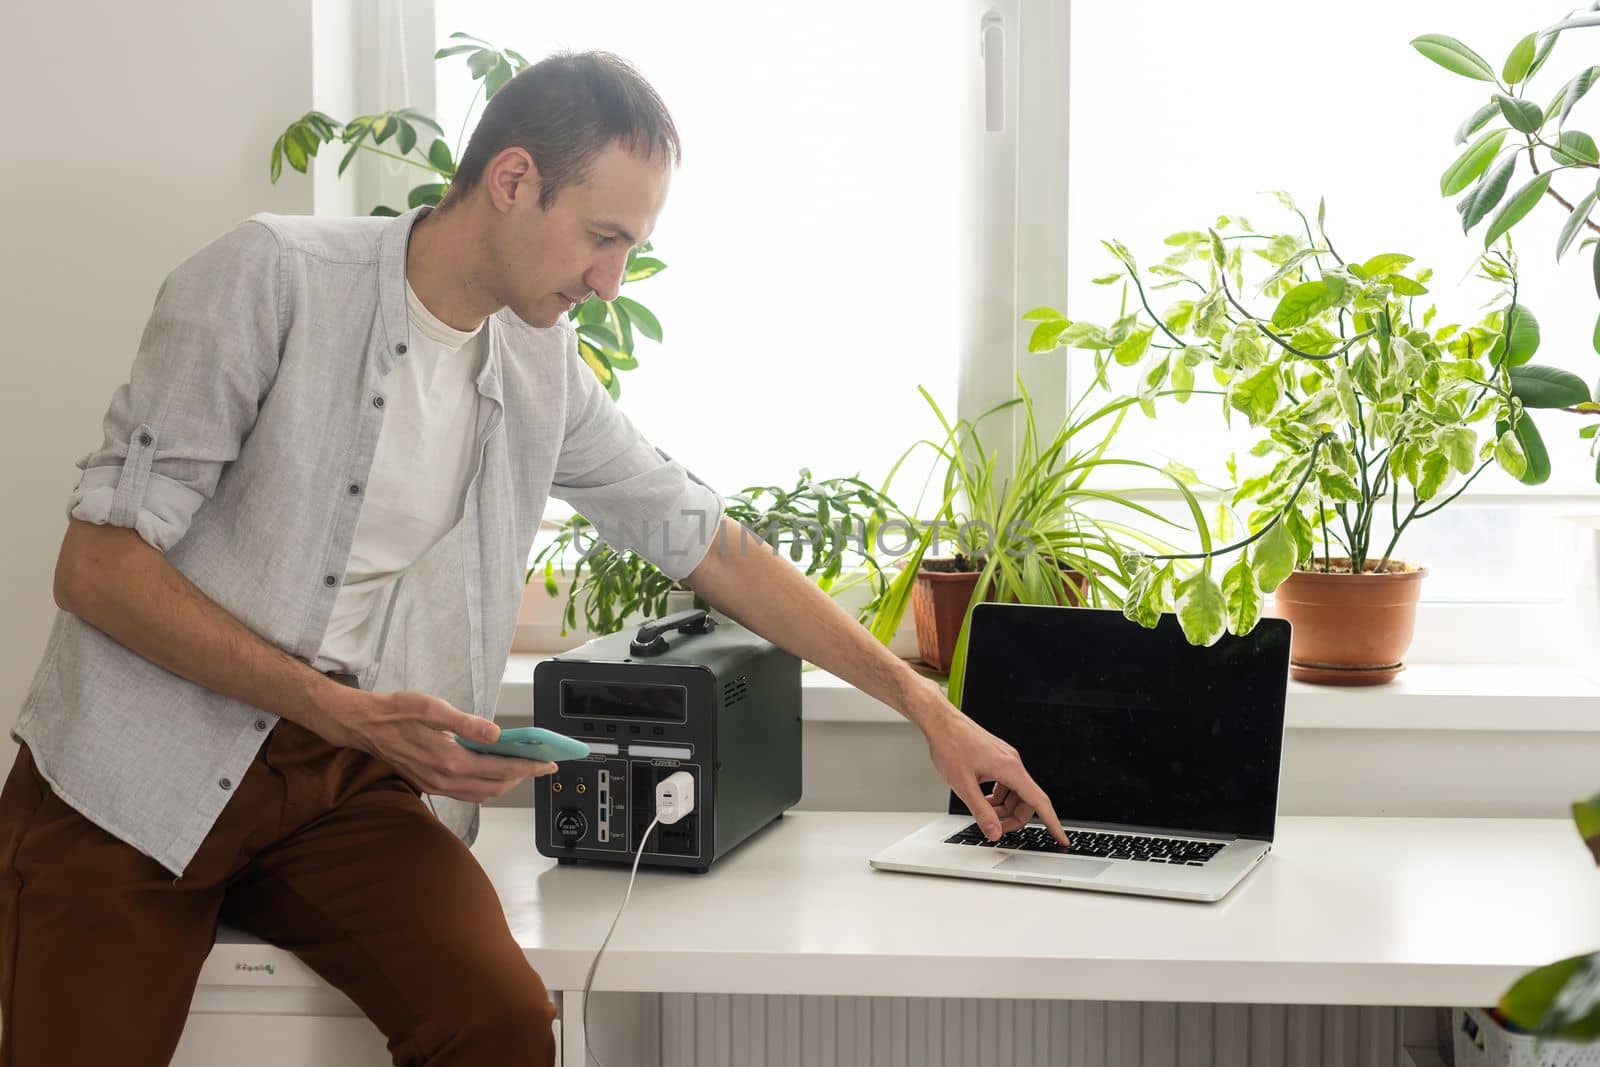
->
xmin=1561 ymin=66 xmax=1600 ymax=127
xmin=1553 ymin=130 xmax=1600 ymax=165
xmin=1528 ymin=29 xmax=1560 ymax=82
xmin=1412 ymin=34 xmax=1497 ymax=82
xmin=269 ymin=137 xmax=284 ymax=183
xmin=577 ymin=322 xmax=622 ymax=350
xmin=1175 ymin=570 xmax=1227 ymax=647
xmin=1453 ymin=101 xmax=1502 ymax=145
xmin=1501 ymin=953 xmax=1600 ymax=1041
xmin=1510 ymin=365 xmax=1590 ymax=407
xmin=1417 ymin=450 xmax=1450 ymax=501
xmin=1575 ymin=792 xmax=1600 ymax=864
xmin=1485 ymin=172 xmax=1550 ymax=247
xmin=1253 ymin=518 xmax=1296 ymax=593
xmin=1221 ymin=554 xmax=1262 ymax=635
xmin=1271 ymin=279 xmax=1340 ymax=330
xmin=1458 ymin=152 xmax=1516 ymax=232
xmin=1440 ymin=129 xmax=1507 ymax=196
xmin=407 ymin=183 xmax=448 ymax=209
xmin=428 ymin=137 xmax=454 ymax=173
xmin=612 ymin=295 xmax=661 ymax=342
xmin=1498 ymin=415 xmax=1551 ymax=484
xmin=1360 ymin=253 xmax=1415 ymax=276
xmin=1502 ymin=32 xmax=1538 ymax=85
xmin=395 ymin=120 xmax=417 ymax=156
xmin=1558 ymin=186 xmax=1599 ymax=261
xmin=486 ymin=57 xmax=515 ymax=98
xmin=1496 ymin=93 xmax=1545 ymax=134
xmin=1506 ymin=304 xmax=1542 ymax=366
xmin=625 ymin=256 xmax=666 ymax=283
xmin=1438 ymin=426 xmax=1477 ymax=474
xmin=1227 ymin=363 xmax=1284 ymax=426
xmin=1113 ymin=325 xmax=1154 ymax=367
xmin=1028 ymin=319 xmax=1072 ymax=353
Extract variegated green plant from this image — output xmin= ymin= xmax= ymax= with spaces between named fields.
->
xmin=1028 ymin=196 xmax=1582 ymax=645
xmin=267 ymin=32 xmax=666 ymax=399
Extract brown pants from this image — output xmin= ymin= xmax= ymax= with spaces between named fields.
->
xmin=0 ymin=681 xmax=558 ymax=1067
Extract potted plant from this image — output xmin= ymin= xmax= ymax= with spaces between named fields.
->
xmin=524 ymin=469 xmax=909 ymax=649
xmin=1032 ymin=196 xmax=1582 ymax=683
xmin=266 ymin=31 xmax=666 ymax=400
xmin=1412 ymin=10 xmax=1600 ymax=479
xmin=862 ymin=377 xmax=1213 ymax=701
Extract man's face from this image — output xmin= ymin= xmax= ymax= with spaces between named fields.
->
xmin=485 ymin=141 xmax=669 ymax=329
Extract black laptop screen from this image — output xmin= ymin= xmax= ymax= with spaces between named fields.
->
xmin=950 ymin=606 xmax=1290 ymax=843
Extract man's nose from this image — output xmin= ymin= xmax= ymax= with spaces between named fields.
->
xmin=585 ymin=257 xmax=627 ymax=304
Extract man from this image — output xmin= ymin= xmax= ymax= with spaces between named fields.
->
xmin=0 ymin=51 xmax=1068 ymax=1065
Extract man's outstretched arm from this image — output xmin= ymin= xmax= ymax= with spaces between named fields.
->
xmin=680 ymin=516 xmax=1069 ymax=844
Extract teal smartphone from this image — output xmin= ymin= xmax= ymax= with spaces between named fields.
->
xmin=455 ymin=726 xmax=591 ymax=762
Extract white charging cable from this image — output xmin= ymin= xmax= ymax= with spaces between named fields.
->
xmin=582 ymin=770 xmax=695 ymax=1067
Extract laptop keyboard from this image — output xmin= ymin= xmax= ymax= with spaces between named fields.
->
xmin=944 ymin=823 xmax=1224 ymax=865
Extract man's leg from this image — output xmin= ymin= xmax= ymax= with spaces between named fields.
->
xmin=219 ymin=720 xmax=558 ymax=1067
xmin=0 ymin=743 xmax=242 ymax=1067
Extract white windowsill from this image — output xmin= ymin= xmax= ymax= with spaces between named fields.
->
xmin=501 ymin=654 xmax=1599 ymax=732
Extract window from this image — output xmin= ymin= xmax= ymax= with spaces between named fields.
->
xmin=434 ymin=0 xmax=991 ymax=509
xmin=1065 ymin=0 xmax=1597 ymax=618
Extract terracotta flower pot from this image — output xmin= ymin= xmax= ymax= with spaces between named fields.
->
xmin=911 ymin=566 xmax=983 ymax=673
xmin=1271 ymin=558 xmax=1427 ymax=685
xmin=910 ymin=559 xmax=1091 ymax=673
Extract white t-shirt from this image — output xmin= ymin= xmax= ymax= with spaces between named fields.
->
xmin=314 ymin=279 xmax=486 ymax=672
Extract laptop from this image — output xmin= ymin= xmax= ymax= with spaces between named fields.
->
xmin=869 ymin=604 xmax=1291 ymax=903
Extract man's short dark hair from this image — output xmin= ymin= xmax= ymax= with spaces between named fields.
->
xmin=441 ymin=50 xmax=681 ymax=212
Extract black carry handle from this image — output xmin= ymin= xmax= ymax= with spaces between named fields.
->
xmin=630 ymin=609 xmax=718 ymax=657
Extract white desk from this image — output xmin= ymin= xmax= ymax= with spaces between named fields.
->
xmin=199 ymin=809 xmax=1600 ymax=1065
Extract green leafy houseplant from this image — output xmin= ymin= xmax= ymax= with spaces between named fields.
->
xmin=530 ymin=470 xmax=908 ymax=638
xmin=1496 ymin=790 xmax=1600 ymax=1044
xmin=268 ymin=32 xmax=666 ymax=399
xmin=1417 ymin=21 xmax=1600 ymax=1042
xmin=862 ymin=378 xmax=1212 ymax=703
xmin=1029 ymin=196 xmax=1586 ymax=647
xmin=1414 ymin=9 xmax=1600 ymax=475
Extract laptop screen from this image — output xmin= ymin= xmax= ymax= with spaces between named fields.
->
xmin=950 ymin=605 xmax=1290 ymax=842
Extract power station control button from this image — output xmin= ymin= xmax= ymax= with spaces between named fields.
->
xmin=554 ymin=809 xmax=588 ymax=841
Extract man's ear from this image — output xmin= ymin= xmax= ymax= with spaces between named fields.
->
xmin=486 ymin=146 xmax=541 ymax=213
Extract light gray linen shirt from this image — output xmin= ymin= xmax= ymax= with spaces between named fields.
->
xmin=15 ymin=205 xmax=724 ymax=877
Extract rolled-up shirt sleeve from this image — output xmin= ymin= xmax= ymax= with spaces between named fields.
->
xmin=67 ymin=220 xmax=285 ymax=553
xmin=549 ymin=323 xmax=725 ymax=582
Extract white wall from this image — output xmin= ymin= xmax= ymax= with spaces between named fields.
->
xmin=0 ymin=1 xmax=320 ymax=760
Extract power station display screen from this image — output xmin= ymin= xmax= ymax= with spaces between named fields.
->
xmin=560 ymin=679 xmax=688 ymax=723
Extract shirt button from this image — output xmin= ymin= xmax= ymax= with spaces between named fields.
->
xmin=348 ymin=483 xmax=361 ymax=495
xmin=372 ymin=396 xmax=385 ymax=409
xmin=254 ymin=719 xmax=268 ymax=731
xmin=395 ymin=343 xmax=407 ymax=355
xmin=324 ymin=574 xmax=337 ymax=587
xmin=219 ymin=778 xmax=232 ymax=790
xmin=138 ymin=431 xmax=152 ymax=447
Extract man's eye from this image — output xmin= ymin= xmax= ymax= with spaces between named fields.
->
xmin=594 ymin=234 xmax=615 ymax=246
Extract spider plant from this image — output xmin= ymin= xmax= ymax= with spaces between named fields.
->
xmin=863 ymin=376 xmax=1213 ymax=704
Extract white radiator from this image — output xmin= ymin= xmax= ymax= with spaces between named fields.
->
xmin=657 ymin=996 xmax=1419 ymax=1067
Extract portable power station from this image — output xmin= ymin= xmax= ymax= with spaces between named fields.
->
xmin=532 ymin=609 xmax=801 ymax=873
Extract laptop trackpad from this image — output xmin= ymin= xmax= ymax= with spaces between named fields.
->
xmin=994 ymin=853 xmax=1112 ymax=879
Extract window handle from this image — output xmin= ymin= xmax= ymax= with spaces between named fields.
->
xmin=981 ymin=11 xmax=1005 ymax=132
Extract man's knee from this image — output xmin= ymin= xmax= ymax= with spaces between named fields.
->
xmin=447 ymin=979 xmax=559 ymax=1065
